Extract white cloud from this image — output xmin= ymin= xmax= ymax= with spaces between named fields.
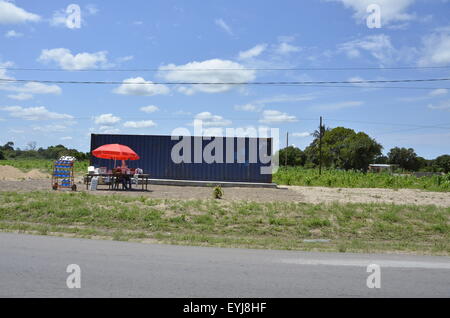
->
xmin=94 ymin=113 xmax=121 ymax=125
xmin=13 ymin=82 xmax=61 ymax=94
xmin=116 ymin=55 xmax=134 ymax=63
xmin=123 ymin=120 xmax=156 ymax=128
xmin=38 ymin=48 xmax=109 ymax=70
xmin=174 ymin=110 xmax=192 ymax=116
xmin=49 ymin=9 xmax=68 ymax=28
xmin=255 ymin=94 xmax=316 ymax=104
xmin=7 ymin=93 xmax=33 ymax=100
xmin=9 ymin=128 xmax=24 ymax=134
xmin=113 ymin=77 xmax=170 ymax=96
xmin=418 ymin=28 xmax=450 ymax=66
xmin=0 ymin=1 xmax=41 ymax=24
xmin=235 ymin=94 xmax=316 ymax=113
xmin=215 ymin=18 xmax=233 ymax=35
xmin=140 ymin=105 xmax=159 ymax=113
xmin=85 ymin=4 xmax=98 ymax=15
xmin=0 ymin=81 xmax=62 ymax=99
xmin=312 ymin=101 xmax=363 ymax=111
xmin=61 ymin=136 xmax=73 ymax=140
xmin=238 ymin=44 xmax=267 ymax=60
xmin=292 ymin=132 xmax=312 ymax=138
xmin=0 ymin=61 xmax=14 ymax=79
xmin=234 ymin=103 xmax=262 ymax=112
xmin=202 ymin=127 xmax=225 ymax=136
xmin=33 ymin=124 xmax=69 ymax=132
xmin=428 ymin=100 xmax=450 ymax=111
xmin=275 ymin=42 xmax=301 ymax=55
xmin=429 ymin=88 xmax=448 ymax=96
xmin=339 ymin=34 xmax=397 ymax=64
xmin=159 ymin=59 xmax=256 ymax=94
xmin=97 ymin=126 xmax=121 ymax=134
xmin=0 ymin=106 xmax=73 ymax=121
xmin=191 ymin=112 xmax=232 ymax=127
xmin=332 ymin=0 xmax=416 ymax=26
xmin=259 ymin=110 xmax=297 ymax=124
xmin=5 ymin=30 xmax=23 ymax=38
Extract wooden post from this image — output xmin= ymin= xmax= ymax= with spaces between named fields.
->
xmin=319 ymin=116 xmax=323 ymax=176
xmin=285 ymin=132 xmax=289 ymax=167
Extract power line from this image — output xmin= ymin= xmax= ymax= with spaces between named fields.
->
xmin=270 ymin=84 xmax=450 ymax=90
xmin=2 ymin=114 xmax=450 ymax=130
xmin=1 ymin=77 xmax=450 ymax=86
xmin=1 ymin=65 xmax=450 ymax=72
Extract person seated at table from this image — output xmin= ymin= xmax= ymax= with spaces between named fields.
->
xmin=123 ymin=174 xmax=132 ymax=190
xmin=112 ymin=169 xmax=122 ymax=190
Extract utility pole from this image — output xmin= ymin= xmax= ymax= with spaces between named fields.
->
xmin=319 ymin=116 xmax=323 ymax=176
xmin=285 ymin=132 xmax=289 ymax=167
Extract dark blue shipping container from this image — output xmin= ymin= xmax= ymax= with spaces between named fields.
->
xmin=90 ymin=134 xmax=273 ymax=183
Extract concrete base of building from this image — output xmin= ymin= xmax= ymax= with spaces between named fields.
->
xmin=147 ymin=178 xmax=278 ymax=188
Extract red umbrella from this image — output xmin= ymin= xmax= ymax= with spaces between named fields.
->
xmin=92 ymin=144 xmax=140 ymax=167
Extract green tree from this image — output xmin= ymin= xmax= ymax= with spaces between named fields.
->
xmin=304 ymin=126 xmax=382 ymax=170
xmin=277 ymin=146 xmax=306 ymax=166
xmin=387 ymin=147 xmax=420 ymax=171
xmin=374 ymin=155 xmax=388 ymax=164
xmin=0 ymin=150 xmax=4 ymax=160
xmin=0 ymin=141 xmax=14 ymax=152
xmin=434 ymin=155 xmax=450 ymax=173
xmin=339 ymin=132 xmax=383 ymax=171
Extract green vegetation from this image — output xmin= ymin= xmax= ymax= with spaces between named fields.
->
xmin=0 ymin=141 xmax=89 ymax=161
xmin=0 ymin=159 xmax=89 ymax=175
xmin=213 ymin=185 xmax=224 ymax=199
xmin=278 ymin=127 xmax=449 ymax=173
xmin=0 ymin=191 xmax=448 ymax=255
xmin=273 ymin=167 xmax=450 ymax=191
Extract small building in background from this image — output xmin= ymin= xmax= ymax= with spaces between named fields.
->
xmin=368 ymin=164 xmax=398 ymax=173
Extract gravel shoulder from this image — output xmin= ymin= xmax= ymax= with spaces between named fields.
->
xmin=0 ymin=178 xmax=449 ymax=207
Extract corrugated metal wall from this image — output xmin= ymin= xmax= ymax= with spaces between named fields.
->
xmin=90 ymin=134 xmax=273 ymax=183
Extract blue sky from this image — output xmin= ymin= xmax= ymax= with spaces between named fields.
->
xmin=0 ymin=0 xmax=449 ymax=158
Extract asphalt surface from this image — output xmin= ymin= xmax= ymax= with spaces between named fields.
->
xmin=0 ymin=233 xmax=449 ymax=297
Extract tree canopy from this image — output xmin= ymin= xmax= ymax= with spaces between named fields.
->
xmin=0 ymin=142 xmax=89 ymax=161
xmin=303 ymin=127 xmax=382 ymax=171
xmin=277 ymin=146 xmax=306 ymax=166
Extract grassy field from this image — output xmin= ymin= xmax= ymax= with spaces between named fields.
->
xmin=0 ymin=159 xmax=89 ymax=175
xmin=273 ymin=167 xmax=450 ymax=192
xmin=0 ymin=191 xmax=448 ymax=255
xmin=2 ymin=159 xmax=450 ymax=192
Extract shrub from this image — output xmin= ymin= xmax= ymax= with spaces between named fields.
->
xmin=213 ymin=185 xmax=224 ymax=199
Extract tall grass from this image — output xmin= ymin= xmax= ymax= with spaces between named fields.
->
xmin=0 ymin=159 xmax=89 ymax=175
xmin=0 ymin=191 xmax=448 ymax=254
xmin=273 ymin=167 xmax=450 ymax=192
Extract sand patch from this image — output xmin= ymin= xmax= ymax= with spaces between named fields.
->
xmin=0 ymin=165 xmax=49 ymax=181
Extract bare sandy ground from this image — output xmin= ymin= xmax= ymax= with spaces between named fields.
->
xmin=0 ymin=178 xmax=449 ymax=207
xmin=0 ymin=166 xmax=49 ymax=181
xmin=285 ymin=186 xmax=450 ymax=207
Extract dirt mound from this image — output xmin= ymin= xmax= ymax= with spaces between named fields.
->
xmin=0 ymin=165 xmax=49 ymax=180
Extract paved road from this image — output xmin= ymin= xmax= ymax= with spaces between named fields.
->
xmin=0 ymin=233 xmax=449 ymax=297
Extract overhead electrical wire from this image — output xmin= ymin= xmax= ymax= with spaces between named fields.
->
xmin=1 ymin=65 xmax=450 ymax=72
xmin=1 ymin=77 xmax=450 ymax=86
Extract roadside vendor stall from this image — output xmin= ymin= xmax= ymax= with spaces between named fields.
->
xmin=52 ymin=157 xmax=76 ymax=191
xmin=86 ymin=143 xmax=149 ymax=191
